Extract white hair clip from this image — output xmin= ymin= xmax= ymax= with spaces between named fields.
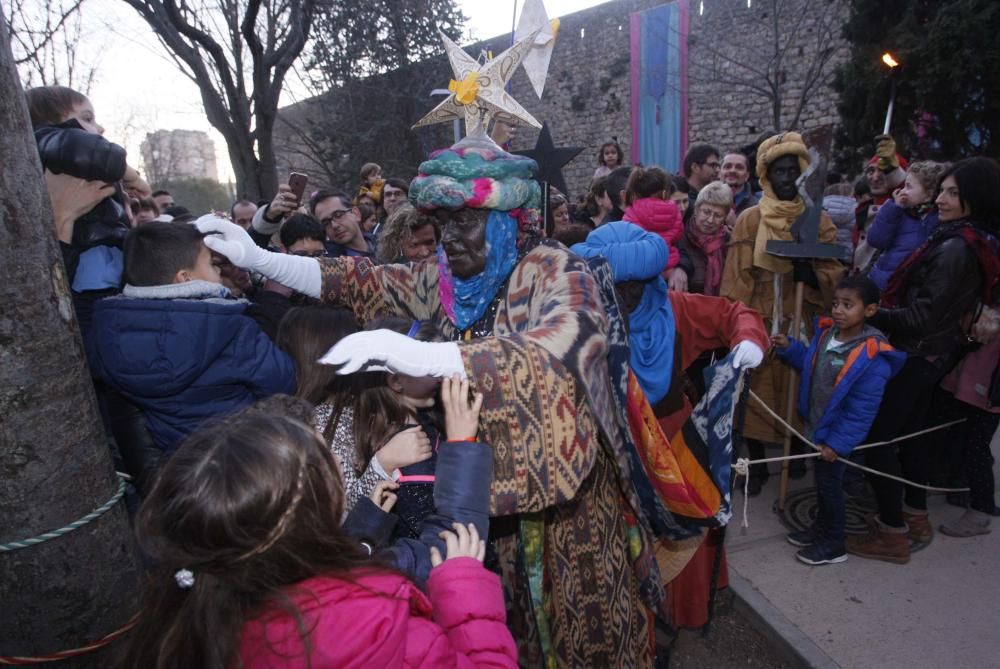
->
xmin=174 ymin=568 xmax=195 ymax=589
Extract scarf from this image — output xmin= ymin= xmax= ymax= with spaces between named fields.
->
xmin=753 ymin=132 xmax=810 ymax=273
xmin=685 ymin=225 xmax=727 ymax=296
xmin=882 ymin=221 xmax=1000 ymax=308
xmin=437 ymin=210 xmax=520 ymax=330
xmin=569 ymin=222 xmax=675 ymax=403
xmin=628 ymin=276 xmax=676 ymax=405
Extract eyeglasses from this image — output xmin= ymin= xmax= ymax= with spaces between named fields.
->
xmin=698 ymin=208 xmax=727 ymax=222
xmin=320 ymin=209 xmax=353 ymax=226
xmin=704 ymin=161 xmax=721 ymax=169
xmin=291 ymin=249 xmax=327 ymax=258
xmin=383 ymin=190 xmax=405 ymax=199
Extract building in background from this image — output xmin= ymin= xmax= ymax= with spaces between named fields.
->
xmin=141 ymin=129 xmax=219 ymax=184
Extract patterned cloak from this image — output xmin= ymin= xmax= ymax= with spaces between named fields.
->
xmin=317 ymin=239 xmax=652 ymax=668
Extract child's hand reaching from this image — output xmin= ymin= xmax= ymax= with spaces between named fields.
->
xmin=819 ymin=446 xmax=838 ymax=462
xmin=429 ymin=522 xmax=487 ymax=567
xmin=376 ymin=426 xmax=432 ymax=472
xmin=441 ymin=374 xmax=484 ymax=441
xmin=370 ymin=481 xmax=399 ymax=512
xmin=770 ymin=334 xmax=790 ymax=349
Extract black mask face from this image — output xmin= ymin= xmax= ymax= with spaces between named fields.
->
xmin=438 ymin=208 xmax=489 ymax=279
xmin=767 ymin=154 xmax=802 ymax=201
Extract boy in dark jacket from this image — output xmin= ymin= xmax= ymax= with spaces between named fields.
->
xmin=87 ymin=222 xmax=296 ymax=461
xmin=771 ymin=276 xmax=906 ymax=565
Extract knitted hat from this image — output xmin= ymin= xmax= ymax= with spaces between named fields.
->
xmin=409 ymin=137 xmax=542 ymax=233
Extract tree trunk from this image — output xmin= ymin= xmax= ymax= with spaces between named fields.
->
xmin=0 ymin=17 xmax=138 ymax=667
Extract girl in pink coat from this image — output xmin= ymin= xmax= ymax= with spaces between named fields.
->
xmin=116 ymin=381 xmax=517 ymax=669
xmin=622 ymin=166 xmax=684 ymax=272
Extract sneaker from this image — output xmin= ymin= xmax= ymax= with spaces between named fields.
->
xmin=796 ymin=544 xmax=848 ymax=566
xmin=787 ymin=528 xmax=818 ymax=547
xmin=940 ymin=509 xmax=992 ymax=538
xmin=903 ymin=510 xmax=933 ymax=543
xmin=846 ymin=521 xmax=910 ymax=564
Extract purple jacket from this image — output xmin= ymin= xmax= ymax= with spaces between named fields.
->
xmin=866 ymin=199 xmax=939 ymax=291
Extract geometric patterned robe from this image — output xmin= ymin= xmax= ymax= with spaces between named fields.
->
xmin=318 ymin=238 xmax=652 ymax=668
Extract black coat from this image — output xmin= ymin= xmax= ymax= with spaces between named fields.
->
xmin=35 ymin=120 xmax=130 ymax=259
xmin=871 ymin=234 xmax=983 ymax=357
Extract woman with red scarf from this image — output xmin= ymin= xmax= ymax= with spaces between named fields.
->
xmin=847 ymin=157 xmax=1000 ymax=565
xmin=678 ymin=181 xmax=731 ymax=296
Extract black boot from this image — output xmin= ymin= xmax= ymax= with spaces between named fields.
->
xmin=746 ymin=438 xmax=769 ymax=496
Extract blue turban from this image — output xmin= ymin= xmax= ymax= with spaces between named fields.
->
xmin=571 ymin=222 xmax=676 ymax=405
xmin=570 ymin=222 xmax=668 ymax=282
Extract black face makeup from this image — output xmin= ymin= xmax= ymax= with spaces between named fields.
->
xmin=767 ymin=154 xmax=802 ymax=201
xmin=439 ymin=208 xmax=489 ymax=278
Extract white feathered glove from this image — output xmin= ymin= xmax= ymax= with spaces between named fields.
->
xmin=731 ymin=340 xmax=765 ymax=369
xmin=319 ymin=330 xmax=467 ymax=379
xmin=195 ymin=215 xmax=322 ymax=298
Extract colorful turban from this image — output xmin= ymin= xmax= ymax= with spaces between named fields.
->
xmin=409 ymin=145 xmax=541 ymax=232
xmin=570 ymin=222 xmax=668 ymax=282
xmin=571 ymin=222 xmax=675 ymax=405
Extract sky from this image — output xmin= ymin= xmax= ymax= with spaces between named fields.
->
xmin=56 ymin=0 xmax=607 ymax=183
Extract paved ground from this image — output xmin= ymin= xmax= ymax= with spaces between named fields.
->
xmin=726 ymin=426 xmax=1000 ymax=669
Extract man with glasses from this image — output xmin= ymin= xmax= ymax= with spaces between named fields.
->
xmin=681 ymin=143 xmax=721 ymax=223
xmin=309 ymin=190 xmax=376 ymax=259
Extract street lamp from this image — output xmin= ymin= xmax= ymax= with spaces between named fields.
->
xmin=881 ymin=52 xmax=901 ymax=134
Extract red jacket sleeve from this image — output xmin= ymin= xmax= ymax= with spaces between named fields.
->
xmin=669 ymin=291 xmax=770 ymax=371
xmin=406 ymin=558 xmax=518 ymax=668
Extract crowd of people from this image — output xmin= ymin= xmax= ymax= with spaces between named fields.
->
xmin=27 ymin=80 xmax=1000 ymax=667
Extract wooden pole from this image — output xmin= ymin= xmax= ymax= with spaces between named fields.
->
xmin=778 ymin=281 xmax=805 ymax=510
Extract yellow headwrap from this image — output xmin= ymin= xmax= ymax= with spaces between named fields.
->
xmin=753 ymin=132 xmax=810 ymax=273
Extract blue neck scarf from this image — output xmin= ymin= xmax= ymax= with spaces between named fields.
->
xmin=628 ymin=276 xmax=675 ymax=405
xmin=437 ymin=210 xmax=519 ymax=330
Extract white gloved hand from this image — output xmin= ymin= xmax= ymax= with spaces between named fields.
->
xmin=731 ymin=340 xmax=765 ymax=369
xmin=319 ymin=329 xmax=467 ymax=379
xmin=195 ymin=215 xmax=322 ymax=298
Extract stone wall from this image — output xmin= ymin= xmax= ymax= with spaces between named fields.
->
xmin=686 ymin=0 xmax=848 ymax=157
xmin=275 ymin=0 xmax=849 ymax=200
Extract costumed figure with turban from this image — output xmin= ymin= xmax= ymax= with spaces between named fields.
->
xmin=720 ymin=132 xmax=846 ymax=489
xmin=196 ymin=133 xmax=658 ymax=666
xmin=572 ymin=222 xmax=768 ymax=631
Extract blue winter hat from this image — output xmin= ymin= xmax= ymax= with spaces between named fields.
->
xmin=571 ymin=222 xmax=668 ymax=282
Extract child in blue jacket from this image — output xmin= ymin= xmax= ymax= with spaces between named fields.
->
xmin=87 ymin=221 xmax=296 ymax=461
xmin=771 ymin=276 xmax=906 ymax=565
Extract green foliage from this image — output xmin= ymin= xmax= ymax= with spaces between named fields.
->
xmin=834 ymin=0 xmax=1000 ymax=171
xmin=155 ymin=178 xmax=232 ymax=216
xmin=286 ymin=0 xmax=465 ymax=189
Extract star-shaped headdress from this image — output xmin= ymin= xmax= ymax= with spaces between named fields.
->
xmin=412 ymin=29 xmax=543 ymax=134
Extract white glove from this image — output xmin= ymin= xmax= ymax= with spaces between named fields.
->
xmin=195 ymin=215 xmax=322 ymax=298
xmin=731 ymin=340 xmax=765 ymax=369
xmin=319 ymin=329 xmax=467 ymax=379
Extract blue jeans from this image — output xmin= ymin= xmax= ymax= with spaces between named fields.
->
xmin=814 ymin=459 xmax=848 ymax=551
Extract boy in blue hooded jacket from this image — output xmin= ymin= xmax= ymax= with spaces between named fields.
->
xmin=771 ymin=276 xmax=906 ymax=565
xmin=87 ymin=221 xmax=296 ymax=463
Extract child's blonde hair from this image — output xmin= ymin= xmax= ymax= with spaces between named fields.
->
xmin=907 ymin=161 xmax=949 ymax=198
